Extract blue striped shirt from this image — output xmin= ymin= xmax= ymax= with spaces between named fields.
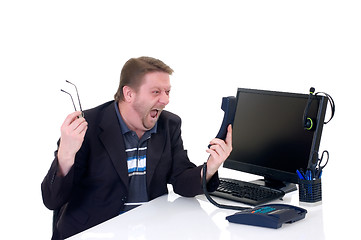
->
xmin=114 ymin=102 xmax=157 ymax=211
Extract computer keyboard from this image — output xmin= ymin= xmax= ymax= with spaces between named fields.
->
xmin=210 ymin=178 xmax=285 ymax=206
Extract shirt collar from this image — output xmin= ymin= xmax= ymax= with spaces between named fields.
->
xmin=114 ymin=101 xmax=157 ymax=135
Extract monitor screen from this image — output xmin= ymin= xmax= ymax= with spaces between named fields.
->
xmin=224 ymin=88 xmax=328 ymax=188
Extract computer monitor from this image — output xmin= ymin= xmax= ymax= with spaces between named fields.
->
xmin=224 ymin=88 xmax=328 ymax=193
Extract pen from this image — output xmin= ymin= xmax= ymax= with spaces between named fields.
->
xmin=317 ymin=169 xmax=322 ymax=179
xmin=296 ymin=170 xmax=305 ymax=180
xmin=305 ymin=169 xmax=313 ymax=180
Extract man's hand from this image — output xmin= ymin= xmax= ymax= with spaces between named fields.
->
xmin=57 ymin=111 xmax=88 ymax=176
xmin=204 ymin=124 xmax=233 ymax=182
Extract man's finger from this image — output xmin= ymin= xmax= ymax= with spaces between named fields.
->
xmin=62 ymin=111 xmax=83 ymax=127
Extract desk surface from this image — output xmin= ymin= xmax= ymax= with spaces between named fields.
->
xmin=68 ymin=189 xmax=326 ymax=240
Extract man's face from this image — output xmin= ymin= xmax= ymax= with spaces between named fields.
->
xmin=132 ymin=71 xmax=171 ymax=131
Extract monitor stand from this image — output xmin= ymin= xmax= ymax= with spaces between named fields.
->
xmin=250 ymin=178 xmax=297 ymax=193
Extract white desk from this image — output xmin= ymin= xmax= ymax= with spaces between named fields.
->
xmin=68 ymin=189 xmax=326 ymax=240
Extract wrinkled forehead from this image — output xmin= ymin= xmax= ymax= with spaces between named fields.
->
xmin=140 ymin=71 xmax=171 ymax=90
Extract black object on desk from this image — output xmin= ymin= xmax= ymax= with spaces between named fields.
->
xmin=211 ymin=178 xmax=285 ymax=206
xmin=226 ymin=204 xmax=307 ymax=229
xmin=298 ymin=178 xmax=322 ymax=203
xmin=297 ymin=150 xmax=327 ymax=203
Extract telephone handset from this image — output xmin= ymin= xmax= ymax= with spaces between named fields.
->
xmin=208 ymin=96 xmax=237 ymax=148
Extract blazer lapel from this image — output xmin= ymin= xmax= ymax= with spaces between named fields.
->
xmin=147 ymin=130 xmax=166 ymax=189
xmin=98 ymin=103 xmax=129 ymax=190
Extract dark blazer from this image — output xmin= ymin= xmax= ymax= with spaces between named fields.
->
xmin=41 ymin=101 xmax=219 ymax=239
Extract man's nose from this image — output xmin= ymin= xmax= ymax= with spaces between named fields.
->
xmin=159 ymin=91 xmax=170 ymax=106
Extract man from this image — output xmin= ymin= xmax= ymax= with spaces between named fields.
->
xmin=41 ymin=56 xmax=232 ymax=239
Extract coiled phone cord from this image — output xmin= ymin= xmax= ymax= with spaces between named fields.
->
xmin=202 ymin=162 xmax=251 ymax=211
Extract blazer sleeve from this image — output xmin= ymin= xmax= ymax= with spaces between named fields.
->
xmin=41 ymin=151 xmax=74 ymax=210
xmin=168 ymin=115 xmax=219 ymax=197
xmin=41 ymin=140 xmax=88 ymax=210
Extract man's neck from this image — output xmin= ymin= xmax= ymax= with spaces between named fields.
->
xmin=117 ymin=101 xmax=146 ymax=139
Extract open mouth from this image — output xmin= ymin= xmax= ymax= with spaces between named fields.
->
xmin=150 ymin=109 xmax=160 ymax=119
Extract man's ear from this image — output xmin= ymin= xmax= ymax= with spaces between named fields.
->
xmin=122 ymin=86 xmax=134 ymax=102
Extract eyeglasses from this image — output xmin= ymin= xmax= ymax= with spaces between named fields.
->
xmin=61 ymin=80 xmax=84 ymax=117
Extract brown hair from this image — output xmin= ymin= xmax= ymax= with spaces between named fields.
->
xmin=114 ymin=56 xmax=174 ymax=102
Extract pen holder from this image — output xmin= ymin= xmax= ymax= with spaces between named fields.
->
xmin=298 ymin=178 xmax=322 ymax=203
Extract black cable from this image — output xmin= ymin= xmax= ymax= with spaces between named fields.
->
xmin=202 ymin=162 xmax=251 ymax=211
xmin=315 ymin=92 xmax=335 ymax=124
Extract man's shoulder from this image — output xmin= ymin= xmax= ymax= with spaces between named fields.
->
xmin=157 ymin=110 xmax=183 ymax=133
xmin=157 ymin=110 xmax=182 ymax=135
xmin=82 ymin=100 xmax=115 ymax=125
xmin=84 ymin=101 xmax=114 ymax=115
xmin=159 ymin=110 xmax=181 ymax=123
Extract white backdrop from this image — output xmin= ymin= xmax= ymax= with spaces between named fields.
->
xmin=1 ymin=1 xmax=360 ymax=239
